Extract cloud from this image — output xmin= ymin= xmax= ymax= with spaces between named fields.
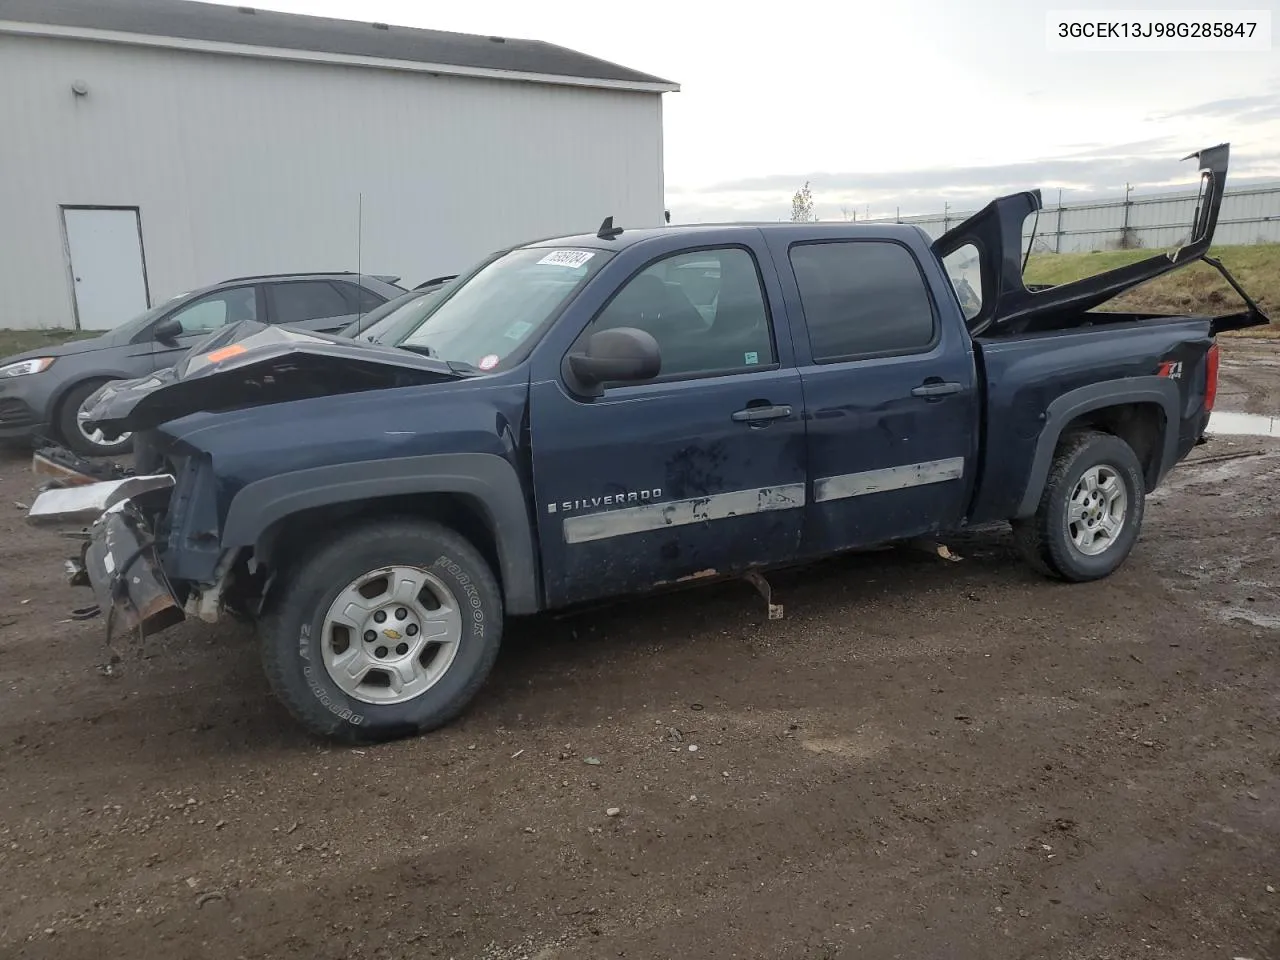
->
xmin=666 ymin=149 xmax=1280 ymax=223
xmin=683 ymin=151 xmax=1247 ymax=195
xmin=1157 ymin=94 xmax=1280 ymax=124
xmin=1058 ymin=137 xmax=1178 ymax=158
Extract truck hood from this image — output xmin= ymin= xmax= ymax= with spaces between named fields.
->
xmin=80 ymin=320 xmax=471 ymax=434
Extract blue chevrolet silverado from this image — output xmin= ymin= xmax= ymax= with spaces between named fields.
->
xmin=27 ymin=144 xmax=1270 ymax=743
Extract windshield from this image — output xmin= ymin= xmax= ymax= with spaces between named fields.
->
xmin=351 ymin=288 xmax=449 ymax=342
xmin=393 ymin=247 xmax=610 ymax=369
xmin=339 ymin=288 xmax=433 ymax=340
xmin=110 ymin=293 xmax=189 ymax=338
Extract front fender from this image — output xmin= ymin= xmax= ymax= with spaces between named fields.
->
xmin=221 ymin=453 xmax=540 ymax=614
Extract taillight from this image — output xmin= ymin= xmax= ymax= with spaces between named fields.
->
xmin=1204 ymin=344 xmax=1220 ymax=413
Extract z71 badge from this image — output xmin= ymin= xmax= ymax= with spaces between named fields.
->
xmin=548 ymin=488 xmax=663 ymax=514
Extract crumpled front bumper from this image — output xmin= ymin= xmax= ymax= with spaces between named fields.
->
xmin=27 ymin=473 xmax=186 ymax=637
xmin=82 ymin=500 xmax=186 ymax=637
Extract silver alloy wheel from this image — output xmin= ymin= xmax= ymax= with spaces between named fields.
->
xmin=320 ymin=565 xmax=463 ymax=705
xmin=1066 ymin=464 xmax=1128 ymax=557
xmin=76 ymin=404 xmax=131 ymax=448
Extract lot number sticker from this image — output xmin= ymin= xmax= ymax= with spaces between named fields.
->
xmin=537 ymin=250 xmax=596 ymax=268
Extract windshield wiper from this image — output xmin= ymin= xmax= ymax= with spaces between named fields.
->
xmin=446 ymin=360 xmax=483 ymax=377
xmin=397 ymin=343 xmax=483 ymax=377
xmin=398 ymin=343 xmax=438 ymax=358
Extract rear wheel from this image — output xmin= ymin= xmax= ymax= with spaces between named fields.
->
xmin=58 ymin=379 xmax=132 ymax=457
xmin=260 ymin=517 xmax=503 ymax=743
xmin=1012 ymin=429 xmax=1146 ymax=582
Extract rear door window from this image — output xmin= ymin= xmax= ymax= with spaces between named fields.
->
xmin=266 ymin=281 xmax=353 ymax=325
xmin=333 ymin=281 xmax=387 ymax=314
xmin=788 ymin=241 xmax=937 ymax=362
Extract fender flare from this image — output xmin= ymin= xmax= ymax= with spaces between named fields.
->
xmin=1014 ymin=376 xmax=1181 ymax=519
xmin=221 ymin=453 xmax=541 ymax=614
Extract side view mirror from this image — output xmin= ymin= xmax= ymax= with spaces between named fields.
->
xmin=152 ymin=318 xmax=183 ymax=343
xmin=566 ymin=327 xmax=661 ymax=395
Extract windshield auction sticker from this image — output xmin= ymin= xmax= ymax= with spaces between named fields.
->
xmin=537 ymin=250 xmax=596 ymax=268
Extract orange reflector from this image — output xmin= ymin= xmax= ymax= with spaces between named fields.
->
xmin=204 ymin=344 xmax=248 ymax=363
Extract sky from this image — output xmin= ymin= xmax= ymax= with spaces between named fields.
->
xmin=206 ymin=0 xmax=1280 ymax=221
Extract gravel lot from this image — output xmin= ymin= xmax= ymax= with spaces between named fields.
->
xmin=1 ymin=340 xmax=1277 ymax=960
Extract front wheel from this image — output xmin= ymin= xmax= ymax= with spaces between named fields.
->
xmin=1012 ymin=429 xmax=1146 ymax=582
xmin=58 ymin=379 xmax=133 ymax=457
xmin=260 ymin=518 xmax=504 ymax=743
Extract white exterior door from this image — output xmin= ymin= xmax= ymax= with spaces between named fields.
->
xmin=62 ymin=207 xmax=150 ymax=331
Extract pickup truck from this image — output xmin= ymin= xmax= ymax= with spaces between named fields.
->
xmin=27 ymin=143 xmax=1269 ymax=743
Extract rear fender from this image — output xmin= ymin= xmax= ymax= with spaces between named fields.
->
xmin=1014 ymin=377 xmax=1181 ymax=518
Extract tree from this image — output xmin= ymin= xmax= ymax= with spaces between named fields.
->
xmin=839 ymin=205 xmax=857 ymax=222
xmin=791 ymin=181 xmax=815 ymax=223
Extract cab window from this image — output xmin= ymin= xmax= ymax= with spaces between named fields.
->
xmin=587 ymin=247 xmax=776 ymax=379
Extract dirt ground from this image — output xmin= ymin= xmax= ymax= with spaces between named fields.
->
xmin=1 ymin=341 xmax=1278 ymax=960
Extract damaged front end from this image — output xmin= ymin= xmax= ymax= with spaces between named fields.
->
xmin=26 ymin=432 xmax=254 ymax=641
xmin=29 ymin=472 xmax=186 ymax=638
xmin=83 ymin=498 xmax=186 ymax=638
xmin=27 ymin=319 xmax=473 ymax=643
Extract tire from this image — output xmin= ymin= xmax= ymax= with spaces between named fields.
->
xmin=1011 ymin=429 xmax=1146 ymax=582
xmin=58 ymin=379 xmax=132 ymax=457
xmin=260 ymin=517 xmax=503 ymax=743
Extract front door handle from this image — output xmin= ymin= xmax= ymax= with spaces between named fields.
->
xmin=731 ymin=403 xmax=792 ymax=423
xmin=911 ymin=381 xmax=963 ymax=398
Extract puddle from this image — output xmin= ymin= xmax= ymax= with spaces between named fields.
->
xmin=1206 ymin=411 xmax=1280 ymax=437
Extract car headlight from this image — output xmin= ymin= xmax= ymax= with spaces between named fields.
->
xmin=0 ymin=357 xmax=55 ymax=378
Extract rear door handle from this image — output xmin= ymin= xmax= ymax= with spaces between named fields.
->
xmin=731 ymin=404 xmax=792 ymax=423
xmin=911 ymin=381 xmax=963 ymax=398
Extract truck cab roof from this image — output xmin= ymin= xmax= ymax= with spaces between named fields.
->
xmin=518 ymin=220 xmax=932 ymax=254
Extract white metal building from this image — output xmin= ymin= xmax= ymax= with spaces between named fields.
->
xmin=0 ymin=0 xmax=677 ymax=330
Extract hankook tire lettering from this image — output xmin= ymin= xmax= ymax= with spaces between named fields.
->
xmin=302 ymin=663 xmax=364 ymax=725
xmin=434 ymin=556 xmax=485 ymax=637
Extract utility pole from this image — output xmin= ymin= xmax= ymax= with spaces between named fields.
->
xmin=1121 ymin=182 xmax=1134 ymax=247
xmin=1056 ymin=188 xmax=1063 ymax=252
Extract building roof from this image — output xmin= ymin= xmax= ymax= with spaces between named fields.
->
xmin=0 ymin=0 xmax=679 ymax=93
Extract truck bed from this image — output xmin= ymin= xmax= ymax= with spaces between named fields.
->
xmin=967 ymin=312 xmax=1215 ymax=523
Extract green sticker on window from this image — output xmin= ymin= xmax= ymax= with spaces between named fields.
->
xmin=744 ymin=351 xmax=759 ymax=365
